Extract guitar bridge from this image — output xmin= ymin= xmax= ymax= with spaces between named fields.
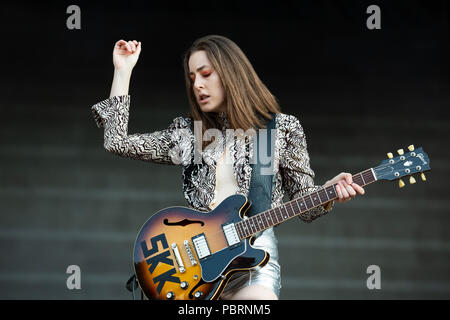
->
xmin=184 ymin=240 xmax=197 ymax=266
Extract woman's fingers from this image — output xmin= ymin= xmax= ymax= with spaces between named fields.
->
xmin=115 ymin=40 xmax=141 ymax=54
xmin=328 ymin=172 xmax=366 ymax=204
xmin=337 ymin=181 xmax=350 ymax=201
xmin=352 ymin=183 xmax=365 ymax=195
xmin=338 ymin=181 xmax=360 ymax=202
xmin=128 ymin=41 xmax=136 ymax=52
xmin=336 ymin=183 xmax=343 ymax=199
xmin=345 ymin=182 xmax=356 ymax=197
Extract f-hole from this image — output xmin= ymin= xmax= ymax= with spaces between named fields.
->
xmin=163 ymin=218 xmax=205 ymax=227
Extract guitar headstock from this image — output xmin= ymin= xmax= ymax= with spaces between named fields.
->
xmin=373 ymin=145 xmax=430 ymax=188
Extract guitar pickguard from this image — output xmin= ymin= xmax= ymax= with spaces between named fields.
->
xmin=199 ymin=240 xmax=247 ymax=282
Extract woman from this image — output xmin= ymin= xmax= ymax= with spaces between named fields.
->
xmin=91 ymin=35 xmax=365 ymax=300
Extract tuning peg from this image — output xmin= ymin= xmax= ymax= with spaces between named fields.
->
xmin=387 ymin=152 xmax=393 ymax=159
xmin=421 ymin=173 xmax=426 ymax=181
xmin=397 ymin=149 xmax=404 ymax=156
xmin=399 ymin=179 xmax=405 ymax=188
xmin=409 ymin=176 xmax=416 ymax=184
xmin=408 ymin=145 xmax=415 ymax=151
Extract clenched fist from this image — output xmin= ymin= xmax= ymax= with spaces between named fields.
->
xmin=113 ymin=40 xmax=142 ymax=72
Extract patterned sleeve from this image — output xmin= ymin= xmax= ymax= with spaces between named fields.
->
xmin=280 ymin=114 xmax=333 ymax=223
xmin=91 ymin=95 xmax=192 ymax=165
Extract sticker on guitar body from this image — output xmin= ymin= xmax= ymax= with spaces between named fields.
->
xmin=140 ymin=233 xmax=181 ymax=294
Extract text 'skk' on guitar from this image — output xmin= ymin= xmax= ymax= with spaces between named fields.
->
xmin=133 ymin=145 xmax=430 ymax=300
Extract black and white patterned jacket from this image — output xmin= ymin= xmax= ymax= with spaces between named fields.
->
xmin=91 ymin=95 xmax=333 ymax=222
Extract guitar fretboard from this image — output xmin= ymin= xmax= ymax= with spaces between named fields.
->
xmin=235 ymin=169 xmax=376 ymax=239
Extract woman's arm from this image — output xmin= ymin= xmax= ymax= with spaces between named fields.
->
xmin=109 ymin=39 xmax=141 ymax=97
xmin=91 ymin=95 xmax=191 ymax=165
xmin=280 ymin=114 xmax=334 ymax=223
xmin=110 ymin=68 xmax=132 ymax=98
xmin=91 ymin=40 xmax=192 ymax=165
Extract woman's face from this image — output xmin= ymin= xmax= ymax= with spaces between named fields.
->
xmin=188 ymin=50 xmax=226 ymax=113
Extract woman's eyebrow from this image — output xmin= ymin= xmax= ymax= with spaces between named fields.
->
xmin=189 ymin=65 xmax=210 ymax=75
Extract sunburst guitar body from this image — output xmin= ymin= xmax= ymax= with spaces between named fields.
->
xmin=133 ymin=194 xmax=268 ymax=300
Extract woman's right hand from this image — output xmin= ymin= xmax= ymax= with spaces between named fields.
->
xmin=112 ymin=40 xmax=142 ymax=72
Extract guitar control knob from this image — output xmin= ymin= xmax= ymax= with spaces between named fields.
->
xmin=194 ymin=291 xmax=203 ymax=299
xmin=166 ymin=291 xmax=175 ymax=300
xmin=180 ymin=281 xmax=189 ymax=289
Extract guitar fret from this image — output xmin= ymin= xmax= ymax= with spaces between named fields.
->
xmin=363 ymin=169 xmax=374 ymax=184
xmin=241 ymin=220 xmax=248 ymax=237
xmin=360 ymin=172 xmax=366 ymax=185
xmin=256 ymin=216 xmax=264 ymax=231
xmin=236 ymin=222 xmax=243 ymax=238
xmin=269 ymin=210 xmax=276 ymax=225
xmin=353 ymin=174 xmax=363 ymax=186
xmin=282 ymin=206 xmax=289 ymax=220
xmin=281 ymin=206 xmax=289 ymax=219
xmin=311 ymin=192 xmax=321 ymax=206
xmin=262 ymin=214 xmax=268 ymax=229
xmin=270 ymin=209 xmax=278 ymax=224
xmin=318 ymin=188 xmax=328 ymax=203
xmin=324 ymin=187 xmax=330 ymax=201
xmin=326 ymin=185 xmax=337 ymax=199
xmin=297 ymin=198 xmax=306 ymax=212
xmin=275 ymin=208 xmax=283 ymax=222
xmin=267 ymin=210 xmax=274 ymax=225
xmin=283 ymin=204 xmax=291 ymax=218
xmin=246 ymin=219 xmax=253 ymax=234
xmin=291 ymin=198 xmax=302 ymax=212
xmin=285 ymin=203 xmax=292 ymax=216
xmin=289 ymin=202 xmax=295 ymax=217
xmin=274 ymin=209 xmax=280 ymax=224
xmin=304 ymin=195 xmax=313 ymax=209
xmin=265 ymin=212 xmax=271 ymax=228
xmin=240 ymin=223 xmax=247 ymax=238
xmin=273 ymin=207 xmax=279 ymax=222
xmin=248 ymin=217 xmax=258 ymax=233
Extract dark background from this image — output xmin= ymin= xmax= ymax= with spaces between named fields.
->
xmin=0 ymin=0 xmax=449 ymax=299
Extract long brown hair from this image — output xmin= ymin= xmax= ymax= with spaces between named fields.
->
xmin=182 ymin=35 xmax=281 ymax=148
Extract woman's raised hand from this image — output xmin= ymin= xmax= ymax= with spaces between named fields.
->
xmin=112 ymin=40 xmax=142 ymax=72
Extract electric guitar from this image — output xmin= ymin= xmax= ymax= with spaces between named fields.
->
xmin=133 ymin=145 xmax=430 ymax=300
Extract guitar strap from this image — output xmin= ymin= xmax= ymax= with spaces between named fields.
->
xmin=246 ymin=113 xmax=276 ymax=220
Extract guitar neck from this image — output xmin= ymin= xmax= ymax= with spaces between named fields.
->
xmin=236 ymin=168 xmax=377 ymax=239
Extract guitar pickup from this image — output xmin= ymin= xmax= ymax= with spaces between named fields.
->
xmin=192 ymin=233 xmax=211 ymax=260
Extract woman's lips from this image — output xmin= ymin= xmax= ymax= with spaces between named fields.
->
xmin=199 ymin=95 xmax=210 ymax=104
